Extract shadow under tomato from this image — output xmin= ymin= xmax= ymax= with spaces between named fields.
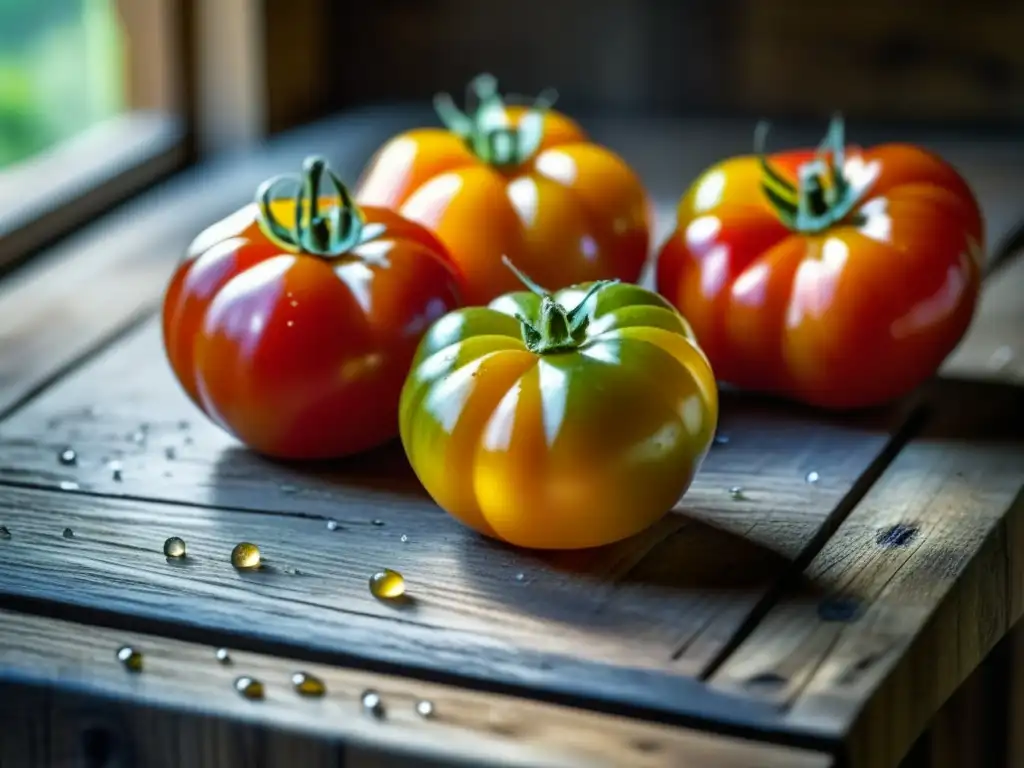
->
xmin=451 ymin=508 xmax=824 ymax=633
xmin=208 ymin=438 xmax=433 ymax=519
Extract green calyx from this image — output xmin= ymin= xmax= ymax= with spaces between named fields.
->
xmin=434 ymin=73 xmax=558 ymax=168
xmin=501 ymin=256 xmax=615 ymax=355
xmin=255 ymin=156 xmax=366 ymax=256
xmin=756 ymin=113 xmax=866 ymax=234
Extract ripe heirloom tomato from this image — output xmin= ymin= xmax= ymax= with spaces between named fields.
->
xmin=399 ymin=261 xmax=718 ymax=550
xmin=163 ymin=156 xmax=463 ymax=459
xmin=656 ymin=116 xmax=985 ymax=409
xmin=356 ymin=73 xmax=652 ymax=306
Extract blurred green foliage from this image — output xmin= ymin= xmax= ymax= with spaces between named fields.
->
xmin=0 ymin=0 xmax=123 ymax=167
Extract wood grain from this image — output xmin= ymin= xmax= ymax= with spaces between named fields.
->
xmin=710 ymin=379 xmax=1024 ymax=768
xmin=0 ymin=611 xmax=832 ymax=768
xmin=0 ymin=318 xmax=914 ymax=677
xmin=942 ymin=253 xmax=1024 ymax=386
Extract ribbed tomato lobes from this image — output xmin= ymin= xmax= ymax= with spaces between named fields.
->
xmin=655 ymin=117 xmax=984 ymax=410
xmin=356 ymin=73 xmax=652 ymax=306
xmin=162 ymin=157 xmax=464 ymax=459
xmin=399 ymin=274 xmax=718 ymax=550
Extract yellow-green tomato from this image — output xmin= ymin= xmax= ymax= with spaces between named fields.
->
xmin=399 ymin=269 xmax=718 ymax=550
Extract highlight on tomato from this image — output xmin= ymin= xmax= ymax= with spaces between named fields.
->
xmin=398 ymin=260 xmax=718 ymax=550
xmin=655 ymin=115 xmax=985 ymax=410
xmin=163 ymin=156 xmax=464 ymax=460
xmin=356 ymin=73 xmax=652 ymax=306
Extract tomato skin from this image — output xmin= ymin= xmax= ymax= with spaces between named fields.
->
xmin=163 ymin=198 xmax=464 ymax=460
xmin=398 ymin=282 xmax=718 ymax=550
xmin=655 ymin=135 xmax=985 ymax=410
xmin=356 ymin=103 xmax=652 ymax=306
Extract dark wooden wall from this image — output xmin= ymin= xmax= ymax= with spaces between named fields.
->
xmin=264 ymin=0 xmax=1024 ymax=133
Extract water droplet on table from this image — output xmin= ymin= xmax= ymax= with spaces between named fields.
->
xmin=415 ymin=699 xmax=435 ymax=719
xmin=729 ymin=486 xmax=746 ymax=500
xmin=231 ymin=542 xmax=261 ymax=569
xmin=58 ymin=448 xmax=77 ymax=466
xmin=326 ymin=519 xmax=339 ymax=532
xmin=130 ymin=430 xmax=146 ymax=445
xmin=116 ymin=645 xmax=143 ymax=672
xmin=361 ymin=689 xmax=384 ymax=717
xmin=400 ymin=534 xmax=408 ymax=543
xmin=371 ymin=519 xmax=385 ymax=527
xmin=215 ymin=647 xmax=232 ymax=664
xmin=59 ymin=481 xmax=80 ymax=491
xmin=234 ymin=676 xmax=264 ymax=700
xmin=713 ymin=434 xmax=730 ymax=446
xmin=108 ymin=460 xmax=123 ymax=481
xmin=805 ymin=470 xmax=820 ymax=484
xmin=514 ymin=572 xmax=525 ymax=582
xmin=291 ymin=672 xmax=326 ymax=697
xmin=62 ymin=527 xmax=74 ymax=539
xmin=163 ymin=536 xmax=186 ymax=558
xmin=369 ymin=569 xmax=405 ymax=600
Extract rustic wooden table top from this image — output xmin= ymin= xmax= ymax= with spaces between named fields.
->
xmin=0 ymin=109 xmax=1022 ymax=768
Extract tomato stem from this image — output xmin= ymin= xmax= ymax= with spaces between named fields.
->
xmin=255 ymin=156 xmax=371 ymax=256
xmin=434 ymin=73 xmax=557 ymax=168
xmin=501 ymin=255 xmax=615 ymax=354
xmin=756 ymin=114 xmax=867 ymax=234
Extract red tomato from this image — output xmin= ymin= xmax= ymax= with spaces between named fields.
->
xmin=162 ymin=156 xmax=464 ymax=459
xmin=656 ymin=116 xmax=984 ymax=409
xmin=356 ymin=73 xmax=652 ymax=306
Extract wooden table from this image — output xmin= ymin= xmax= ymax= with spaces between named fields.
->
xmin=0 ymin=110 xmax=1022 ymax=768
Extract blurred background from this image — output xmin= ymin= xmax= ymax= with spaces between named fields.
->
xmin=0 ymin=0 xmax=1022 ymax=272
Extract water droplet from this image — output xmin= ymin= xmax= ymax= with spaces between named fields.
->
xmin=163 ymin=536 xmax=186 ymax=558
xmin=116 ymin=645 xmax=143 ymax=672
xmin=279 ymin=483 xmax=297 ymax=494
xmin=361 ymin=689 xmax=384 ymax=717
xmin=234 ymin=676 xmax=264 ymax=700
xmin=231 ymin=542 xmax=261 ymax=570
xmin=62 ymin=527 xmax=74 ymax=539
xmin=131 ymin=430 xmax=146 ymax=445
xmin=291 ymin=672 xmax=326 ymax=697
xmin=713 ymin=434 xmax=730 ymax=446
xmin=729 ymin=486 xmax=746 ymax=500
xmin=178 ymin=419 xmax=190 ymax=430
xmin=326 ymin=519 xmax=340 ymax=531
xmin=805 ymin=470 xmax=820 ymax=484
xmin=59 ymin=481 xmax=80 ymax=491
xmin=215 ymin=647 xmax=232 ymax=664
xmin=369 ymin=569 xmax=406 ymax=600
xmin=164 ymin=446 xmax=177 ymax=460
xmin=371 ymin=519 xmax=385 ymax=527
xmin=415 ymin=699 xmax=435 ymax=719
xmin=0 ymin=525 xmax=10 ymax=539
xmin=58 ymin=448 xmax=77 ymax=466
xmin=514 ymin=572 xmax=525 ymax=582
xmin=400 ymin=534 xmax=409 ymax=543
xmin=108 ymin=460 xmax=123 ymax=481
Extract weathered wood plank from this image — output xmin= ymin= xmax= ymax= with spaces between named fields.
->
xmin=942 ymin=254 xmax=1024 ymax=386
xmin=710 ymin=378 xmax=1024 ymax=768
xmin=0 ymin=318 xmax=913 ymax=678
xmin=0 ymin=611 xmax=831 ymax=768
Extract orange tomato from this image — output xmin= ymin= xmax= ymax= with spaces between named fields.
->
xmin=656 ymin=116 xmax=984 ymax=409
xmin=163 ymin=156 xmax=463 ymax=459
xmin=356 ymin=73 xmax=652 ymax=306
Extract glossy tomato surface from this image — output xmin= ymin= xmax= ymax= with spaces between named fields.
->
xmin=163 ymin=191 xmax=463 ymax=460
xmin=656 ymin=122 xmax=984 ymax=409
xmin=356 ymin=76 xmax=652 ymax=306
xmin=399 ymin=281 xmax=718 ymax=550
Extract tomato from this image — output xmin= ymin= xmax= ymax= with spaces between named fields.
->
xmin=398 ymin=261 xmax=718 ymax=550
xmin=356 ymin=73 xmax=652 ymax=306
xmin=655 ymin=116 xmax=985 ymax=409
xmin=163 ymin=156 xmax=464 ymax=459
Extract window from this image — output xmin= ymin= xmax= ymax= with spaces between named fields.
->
xmin=0 ymin=0 xmax=188 ymax=274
